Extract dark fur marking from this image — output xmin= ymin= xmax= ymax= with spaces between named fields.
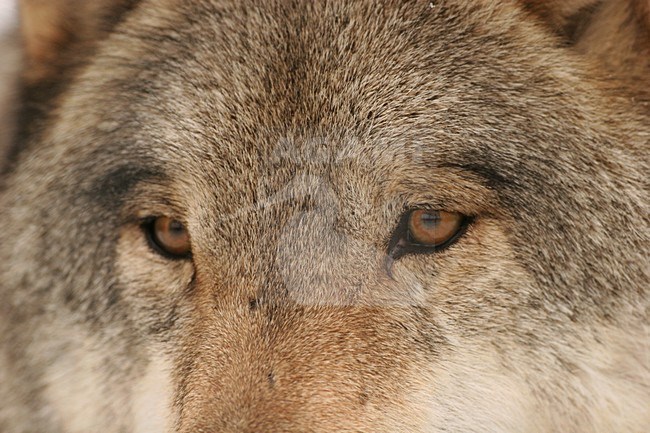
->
xmin=98 ymin=0 xmax=144 ymax=34
xmin=3 ymin=78 xmax=67 ymax=178
xmin=440 ymin=162 xmax=511 ymax=189
xmin=563 ymin=1 xmax=603 ymax=44
xmin=4 ymin=1 xmax=145 ymax=179
xmin=359 ymin=390 xmax=370 ymax=406
xmin=150 ymin=305 xmax=180 ymax=335
xmin=85 ymin=164 xmax=166 ymax=210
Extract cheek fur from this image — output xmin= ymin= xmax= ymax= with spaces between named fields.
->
xmin=116 ymin=225 xmax=194 ymax=296
xmin=132 ymin=355 xmax=175 ymax=433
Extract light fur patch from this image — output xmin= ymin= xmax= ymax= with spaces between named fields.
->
xmin=413 ymin=346 xmax=545 ymax=433
xmin=42 ymin=328 xmax=117 ymax=433
xmin=42 ymin=326 xmax=175 ymax=433
xmin=572 ymin=326 xmax=650 ymax=433
xmin=412 ymin=325 xmax=650 ymax=433
xmin=132 ymin=355 xmax=174 ymax=433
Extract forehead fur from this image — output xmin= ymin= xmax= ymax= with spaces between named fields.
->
xmin=23 ymin=0 xmax=642 ymax=308
xmin=57 ymin=0 xmax=642 ymax=182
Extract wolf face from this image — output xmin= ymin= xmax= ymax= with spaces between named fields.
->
xmin=1 ymin=1 xmax=648 ymax=432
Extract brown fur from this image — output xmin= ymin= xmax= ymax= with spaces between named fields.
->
xmin=1 ymin=1 xmax=648 ymax=432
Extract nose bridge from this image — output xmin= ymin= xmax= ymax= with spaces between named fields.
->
xmin=176 ymin=305 xmax=423 ymax=433
xmin=211 ymin=172 xmax=380 ymax=307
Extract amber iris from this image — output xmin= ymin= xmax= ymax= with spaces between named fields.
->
xmin=150 ymin=216 xmax=191 ymax=258
xmin=407 ymin=210 xmax=464 ymax=247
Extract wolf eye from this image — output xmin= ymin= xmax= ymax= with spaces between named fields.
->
xmin=144 ymin=216 xmax=191 ymax=259
xmin=387 ymin=209 xmax=469 ymax=261
xmin=407 ymin=210 xmax=464 ymax=246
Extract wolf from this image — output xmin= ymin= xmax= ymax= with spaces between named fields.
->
xmin=0 ymin=0 xmax=648 ymax=432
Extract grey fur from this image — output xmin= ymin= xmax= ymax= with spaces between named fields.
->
xmin=1 ymin=1 xmax=648 ymax=432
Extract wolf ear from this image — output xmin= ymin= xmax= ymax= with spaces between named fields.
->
xmin=19 ymin=0 xmax=138 ymax=84
xmin=520 ymin=0 xmax=649 ymax=78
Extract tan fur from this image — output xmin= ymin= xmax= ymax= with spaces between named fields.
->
xmin=1 ymin=0 xmax=648 ymax=432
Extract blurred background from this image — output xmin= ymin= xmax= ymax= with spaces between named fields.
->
xmin=0 ymin=0 xmax=19 ymax=164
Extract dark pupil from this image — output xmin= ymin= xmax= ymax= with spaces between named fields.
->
xmin=168 ymin=220 xmax=185 ymax=236
xmin=419 ymin=212 xmax=440 ymax=228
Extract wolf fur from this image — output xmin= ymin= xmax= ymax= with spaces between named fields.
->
xmin=0 ymin=0 xmax=648 ymax=432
